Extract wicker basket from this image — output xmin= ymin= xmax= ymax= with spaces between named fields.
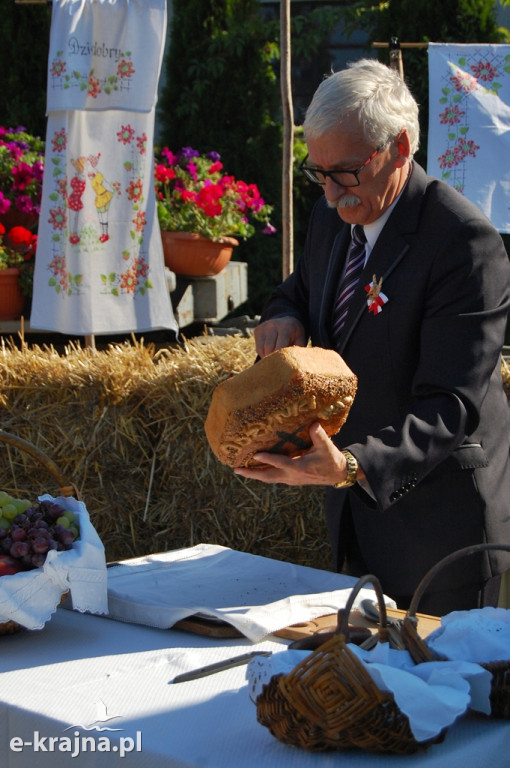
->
xmin=400 ymin=543 xmax=510 ymax=719
xmin=256 ymin=573 xmax=447 ymax=754
xmin=0 ymin=429 xmax=79 ymax=634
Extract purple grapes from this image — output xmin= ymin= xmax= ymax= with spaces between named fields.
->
xmin=1 ymin=500 xmax=79 ymax=571
xmin=10 ymin=540 xmax=30 ymax=558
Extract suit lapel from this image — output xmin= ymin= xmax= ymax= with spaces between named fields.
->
xmin=318 ymin=227 xmax=351 ymax=346
xmin=336 ymin=235 xmax=410 ymax=352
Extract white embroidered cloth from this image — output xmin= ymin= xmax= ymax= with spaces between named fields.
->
xmin=47 ymin=0 xmax=166 ymax=112
xmin=31 ymin=0 xmax=177 ymax=336
xmin=427 ymin=43 xmax=510 ymax=233
xmin=0 ymin=494 xmax=108 ymax=630
xmin=106 ymin=543 xmax=396 ymax=643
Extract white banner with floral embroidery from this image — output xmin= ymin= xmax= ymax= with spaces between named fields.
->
xmin=46 ymin=0 xmax=165 ymax=112
xmin=427 ymin=43 xmax=510 ymax=234
xmin=31 ymin=0 xmax=177 ymax=335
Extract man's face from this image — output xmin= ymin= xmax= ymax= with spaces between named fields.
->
xmin=306 ymin=116 xmax=409 ymax=226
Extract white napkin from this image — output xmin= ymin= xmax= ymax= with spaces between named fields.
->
xmin=247 ymin=643 xmax=492 ymax=743
xmin=426 ymin=607 xmax=510 ymax=663
xmin=106 ymin=544 xmax=396 ymax=643
xmin=0 ymin=494 xmax=108 ymax=630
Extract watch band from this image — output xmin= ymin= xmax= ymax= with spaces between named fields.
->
xmin=333 ymin=450 xmax=359 ymax=488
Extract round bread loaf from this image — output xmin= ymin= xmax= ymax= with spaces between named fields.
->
xmin=204 ymin=346 xmax=357 ymax=468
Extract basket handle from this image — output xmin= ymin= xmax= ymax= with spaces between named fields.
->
xmin=0 ymin=429 xmax=79 ymax=499
xmin=407 ymin=542 xmax=510 ymax=619
xmin=336 ymin=572 xmax=391 ymax=644
xmin=400 ymin=543 xmax=510 ymax=664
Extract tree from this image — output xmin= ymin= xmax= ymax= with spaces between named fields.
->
xmin=345 ymin=0 xmax=509 ymax=166
xmin=158 ymin=0 xmax=283 ymax=314
xmin=0 ymin=4 xmax=51 ymax=137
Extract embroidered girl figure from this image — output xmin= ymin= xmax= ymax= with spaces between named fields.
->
xmin=86 ymin=153 xmax=114 ymax=243
xmin=68 ymin=156 xmax=87 ymax=245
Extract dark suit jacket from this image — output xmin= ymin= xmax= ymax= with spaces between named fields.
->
xmin=261 ymin=162 xmax=510 ymax=599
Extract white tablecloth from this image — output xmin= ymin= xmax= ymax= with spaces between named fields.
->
xmin=0 ymin=607 xmax=509 ymax=767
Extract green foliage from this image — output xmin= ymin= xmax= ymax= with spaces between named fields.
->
xmin=159 ymin=0 xmax=283 ymax=313
xmin=0 ymin=5 xmax=51 ymax=137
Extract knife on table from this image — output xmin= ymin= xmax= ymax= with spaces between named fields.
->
xmin=172 ymin=651 xmax=272 ymax=684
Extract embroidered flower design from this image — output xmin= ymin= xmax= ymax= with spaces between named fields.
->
xmin=365 ymin=275 xmax=388 ymax=315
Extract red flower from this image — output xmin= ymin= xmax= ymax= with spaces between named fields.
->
xmin=155 ymin=164 xmax=175 ymax=183
xmin=136 ymin=133 xmax=147 ymax=155
xmin=180 ymin=190 xmax=197 ymax=203
xmin=51 ymin=128 xmax=67 ymax=153
xmin=7 ymin=226 xmax=33 ymax=250
xmin=117 ymin=125 xmax=135 ymax=145
xmin=126 ymin=179 xmax=143 ymax=202
xmin=117 ymin=60 xmax=135 ymax=79
xmin=197 ymin=184 xmax=223 ymax=217
xmin=208 ymin=161 xmax=223 ymax=174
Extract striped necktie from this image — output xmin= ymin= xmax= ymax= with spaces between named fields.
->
xmin=332 ymin=224 xmax=366 ymax=342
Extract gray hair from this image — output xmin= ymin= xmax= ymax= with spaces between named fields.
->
xmin=303 ymin=58 xmax=420 ymax=156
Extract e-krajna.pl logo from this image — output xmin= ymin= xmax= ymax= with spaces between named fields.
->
xmin=9 ymin=699 xmax=142 ymax=758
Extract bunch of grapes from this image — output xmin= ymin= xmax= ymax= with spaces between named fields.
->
xmin=0 ymin=492 xmax=80 ymax=570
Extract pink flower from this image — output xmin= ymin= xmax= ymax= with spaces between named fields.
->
xmin=11 ymin=162 xmax=34 ymax=191
xmin=0 ymin=193 xmax=11 ymax=215
xmin=161 ymin=148 xmax=178 ymax=165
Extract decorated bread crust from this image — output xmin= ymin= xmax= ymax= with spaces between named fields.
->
xmin=204 ymin=346 xmax=357 ymax=468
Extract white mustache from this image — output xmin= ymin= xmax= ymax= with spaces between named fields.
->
xmin=326 ymin=194 xmax=361 ymax=210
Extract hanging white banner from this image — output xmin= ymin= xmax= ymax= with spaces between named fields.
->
xmin=31 ymin=0 xmax=177 ymax=336
xmin=427 ymin=42 xmax=510 ymax=234
xmin=47 ymin=0 xmax=166 ymax=113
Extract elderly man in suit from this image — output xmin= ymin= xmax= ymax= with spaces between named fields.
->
xmin=235 ymin=58 xmax=510 ymax=616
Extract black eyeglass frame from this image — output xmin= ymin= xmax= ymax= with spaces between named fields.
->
xmin=299 ymin=146 xmax=383 ymax=188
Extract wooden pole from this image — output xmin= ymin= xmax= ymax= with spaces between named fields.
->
xmin=388 ymin=37 xmax=404 ymax=78
xmin=280 ymin=0 xmax=294 ymax=279
xmin=373 ymin=38 xmax=429 ymax=82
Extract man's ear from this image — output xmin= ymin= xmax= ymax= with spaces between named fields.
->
xmin=395 ymin=131 xmax=411 ymax=166
xmin=396 ymin=131 xmax=411 ymax=157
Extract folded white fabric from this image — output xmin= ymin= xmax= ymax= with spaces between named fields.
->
xmin=106 ymin=544 xmax=396 ymax=643
xmin=247 ymin=642 xmax=492 ymax=743
xmin=426 ymin=607 xmax=510 ymax=663
xmin=0 ymin=494 xmax=108 ymax=629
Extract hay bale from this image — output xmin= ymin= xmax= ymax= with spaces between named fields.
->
xmin=0 ymin=335 xmax=332 ymax=571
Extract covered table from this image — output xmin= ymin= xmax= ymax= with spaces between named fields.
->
xmin=0 ymin=581 xmax=509 ymax=766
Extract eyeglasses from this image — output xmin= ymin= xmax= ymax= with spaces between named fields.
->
xmin=299 ymin=147 xmax=382 ymax=188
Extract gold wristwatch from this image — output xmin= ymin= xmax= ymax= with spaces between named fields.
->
xmin=333 ymin=450 xmax=359 ymax=488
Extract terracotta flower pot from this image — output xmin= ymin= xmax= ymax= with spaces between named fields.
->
xmin=161 ymin=231 xmax=238 ymax=277
xmin=0 ymin=268 xmax=25 ymax=320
